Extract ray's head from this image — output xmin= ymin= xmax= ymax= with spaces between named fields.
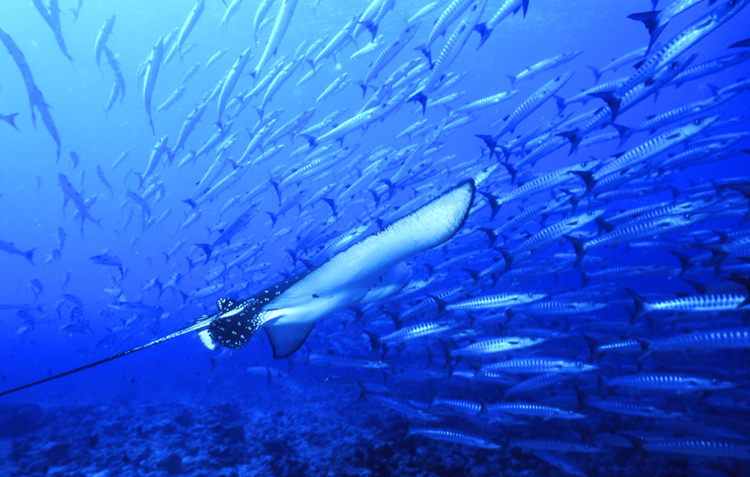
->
xmin=206 ymin=275 xmax=307 ymax=350
xmin=207 ymin=298 xmax=265 ymax=349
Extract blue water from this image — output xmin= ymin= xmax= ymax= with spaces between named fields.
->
xmin=1 ymin=0 xmax=749 ymax=475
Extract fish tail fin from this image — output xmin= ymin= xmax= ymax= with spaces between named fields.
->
xmin=587 ymin=65 xmax=602 ymax=83
xmin=474 ymin=134 xmax=497 ymax=160
xmin=556 ymin=130 xmax=582 ymax=155
xmin=4 ymin=113 xmax=19 ymax=131
xmin=183 ymin=199 xmax=197 ymax=211
xmin=580 ymin=333 xmax=601 ymax=363
xmin=579 ymin=269 xmax=590 ymax=288
xmin=631 ymin=336 xmax=653 ymax=361
xmin=269 ymin=180 xmax=281 ymax=203
xmin=461 ymin=268 xmax=481 ymax=283
xmin=669 ymin=250 xmax=694 ymax=276
xmin=354 ymin=81 xmax=367 ymax=98
xmin=627 ymin=11 xmax=660 ymax=34
xmin=625 ymin=288 xmax=651 ymax=322
xmin=611 ymin=123 xmax=632 ymax=147
xmin=362 ymin=330 xmax=381 ymax=354
xmin=495 ymin=247 xmax=513 ymax=271
xmin=505 ymin=74 xmax=517 ymax=86
xmin=474 ymin=23 xmax=491 ymax=49
xmin=298 ymin=134 xmax=317 ymax=149
xmin=408 ymin=91 xmax=427 ymax=115
xmin=569 ymin=170 xmax=596 ymax=196
xmin=728 ymin=277 xmax=750 ymax=307
xmin=479 ymin=191 xmax=501 ymax=221
xmin=413 ymin=44 xmax=431 ymax=66
xmin=359 ymin=20 xmax=378 ymax=41
xmin=322 ymin=198 xmax=337 ymax=216
xmin=501 ymin=162 xmax=518 ymax=184
xmin=554 ymin=94 xmax=567 ymax=115
xmin=587 ymin=90 xmax=620 ymax=122
xmin=595 ymin=217 xmax=615 ymax=235
xmin=563 ymin=234 xmax=586 ymax=267
xmin=25 ymin=247 xmax=37 ymax=266
xmin=196 ymin=243 xmax=212 ymax=263
xmin=497 ymin=144 xmax=511 ymax=162
xmin=355 ymin=381 xmax=369 ymax=403
xmin=522 ymin=0 xmax=530 ymax=16
xmin=627 ymin=11 xmax=663 ymax=52
xmin=428 ymin=294 xmax=448 ymax=316
xmin=266 ymin=211 xmax=278 ymax=227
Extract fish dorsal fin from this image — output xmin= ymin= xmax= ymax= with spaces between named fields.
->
xmin=264 ymin=322 xmax=316 ymax=358
xmin=216 ymin=298 xmax=239 ymax=312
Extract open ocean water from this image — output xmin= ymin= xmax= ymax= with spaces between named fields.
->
xmin=1 ymin=0 xmax=750 ymax=475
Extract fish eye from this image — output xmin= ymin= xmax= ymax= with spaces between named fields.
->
xmin=581 ymin=162 xmax=588 ymax=167
xmin=576 ymin=362 xmax=582 ymax=368
xmin=712 ymin=378 xmax=719 ymax=385
xmin=684 ymin=213 xmax=692 ymax=219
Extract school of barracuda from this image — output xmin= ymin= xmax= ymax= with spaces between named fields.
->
xmin=2 ymin=0 xmax=750 ymax=474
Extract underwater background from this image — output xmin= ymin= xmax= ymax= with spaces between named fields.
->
xmin=1 ymin=0 xmax=750 ymax=475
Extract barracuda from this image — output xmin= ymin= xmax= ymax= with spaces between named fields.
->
xmin=446 ymin=292 xmax=547 ymax=312
xmin=507 ymin=50 xmax=582 ymax=85
xmin=606 ymin=373 xmax=736 ymax=391
xmin=251 ymin=0 xmax=299 ymax=80
xmin=481 ymin=358 xmax=596 ymax=375
xmin=451 ymin=336 xmax=546 ymax=356
xmin=511 ymin=439 xmax=601 ymax=453
xmin=408 ymin=428 xmax=501 ymax=449
xmin=454 ymin=90 xmax=518 ymax=113
xmin=627 ymin=436 xmax=750 ymax=458
xmin=577 ymin=391 xmax=684 ymax=419
xmin=418 ymin=0 xmax=475 ymax=64
xmin=409 ymin=0 xmax=487 ymax=114
xmin=627 ymin=288 xmax=749 ymax=320
xmin=475 ymin=0 xmax=529 ymax=48
xmin=637 ymin=329 xmax=750 ymax=354
xmin=503 ymin=209 xmax=606 ymax=266
xmin=608 ymin=0 xmax=749 ymax=119
xmin=565 ymin=212 xmax=711 ymax=267
xmin=559 ymin=53 xmax=696 ymax=153
xmin=478 ymin=71 xmax=574 ymax=153
xmin=357 ymin=384 xmax=439 ymax=421
xmin=482 ymin=159 xmax=600 ymax=211
xmin=594 ymin=115 xmax=720 ymax=180
xmin=487 ymin=402 xmax=586 ymax=420
xmin=307 ymin=353 xmax=388 ymax=369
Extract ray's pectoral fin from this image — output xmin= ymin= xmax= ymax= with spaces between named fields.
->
xmin=216 ymin=298 xmax=240 ymax=312
xmin=208 ymin=313 xmax=261 ymax=350
xmin=264 ymin=321 xmax=316 ymax=359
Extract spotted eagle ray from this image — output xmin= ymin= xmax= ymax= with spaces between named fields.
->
xmin=0 ymin=180 xmax=475 ymax=397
